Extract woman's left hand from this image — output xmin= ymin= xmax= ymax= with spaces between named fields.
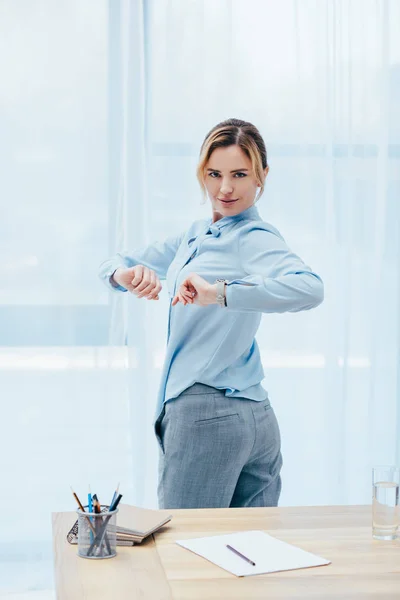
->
xmin=171 ymin=273 xmax=218 ymax=307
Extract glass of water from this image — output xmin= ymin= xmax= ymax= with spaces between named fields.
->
xmin=372 ymin=466 xmax=400 ymax=540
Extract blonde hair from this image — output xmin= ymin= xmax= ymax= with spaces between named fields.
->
xmin=196 ymin=118 xmax=268 ymax=204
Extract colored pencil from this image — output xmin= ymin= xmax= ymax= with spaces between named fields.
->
xmin=110 ymin=482 xmax=120 ymax=508
xmin=70 ymin=487 xmax=96 ymax=536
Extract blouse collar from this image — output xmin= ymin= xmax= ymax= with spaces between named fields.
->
xmin=206 ymin=204 xmax=260 ymax=236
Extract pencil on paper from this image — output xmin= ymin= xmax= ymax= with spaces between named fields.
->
xmin=226 ymin=544 xmax=256 ymax=566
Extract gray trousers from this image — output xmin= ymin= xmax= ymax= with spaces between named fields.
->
xmin=154 ymin=382 xmax=283 ymax=509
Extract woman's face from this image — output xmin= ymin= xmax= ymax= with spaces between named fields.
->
xmin=204 ymin=145 xmax=268 ymax=222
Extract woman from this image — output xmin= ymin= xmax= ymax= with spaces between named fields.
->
xmin=99 ymin=118 xmax=324 ymax=509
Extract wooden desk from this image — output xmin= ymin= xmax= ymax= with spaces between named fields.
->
xmin=52 ymin=504 xmax=400 ymax=599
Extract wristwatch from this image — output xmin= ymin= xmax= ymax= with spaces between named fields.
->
xmin=215 ymin=279 xmax=228 ymax=307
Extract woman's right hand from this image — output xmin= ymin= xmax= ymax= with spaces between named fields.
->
xmin=112 ymin=266 xmax=162 ymax=300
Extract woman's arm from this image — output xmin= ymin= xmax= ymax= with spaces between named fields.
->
xmin=99 ymin=232 xmax=185 ymax=292
xmin=225 ymin=225 xmax=324 ymax=313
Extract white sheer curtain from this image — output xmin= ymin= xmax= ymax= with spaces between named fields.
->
xmin=111 ymin=0 xmax=400 ymax=509
xmin=0 ymin=0 xmax=134 ymax=595
xmin=0 ymin=0 xmax=399 ymax=595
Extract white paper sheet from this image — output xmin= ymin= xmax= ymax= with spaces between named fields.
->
xmin=176 ymin=530 xmax=331 ymax=577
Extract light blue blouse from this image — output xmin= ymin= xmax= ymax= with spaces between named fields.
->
xmin=99 ymin=205 xmax=324 ymax=424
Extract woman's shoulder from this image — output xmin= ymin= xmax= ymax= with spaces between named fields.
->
xmin=238 ymin=218 xmax=286 ymax=243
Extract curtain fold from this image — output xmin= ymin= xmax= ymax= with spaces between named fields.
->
xmin=108 ymin=0 xmax=156 ymax=507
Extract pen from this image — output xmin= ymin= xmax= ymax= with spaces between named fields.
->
xmin=95 ymin=494 xmax=121 ymax=553
xmin=92 ymin=493 xmax=112 ymax=556
xmin=87 ymin=493 xmax=123 ymax=557
xmin=226 ymin=544 xmax=256 ymax=566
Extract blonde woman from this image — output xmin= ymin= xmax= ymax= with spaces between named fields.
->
xmin=99 ymin=118 xmax=324 ymax=509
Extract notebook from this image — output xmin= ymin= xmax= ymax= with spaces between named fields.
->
xmin=176 ymin=530 xmax=331 ymax=577
xmin=67 ymin=503 xmax=173 ymax=546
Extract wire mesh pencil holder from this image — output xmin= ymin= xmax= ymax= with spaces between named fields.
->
xmin=76 ymin=505 xmax=118 ymax=559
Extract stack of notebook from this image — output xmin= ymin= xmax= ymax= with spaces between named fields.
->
xmin=67 ymin=503 xmax=173 ymax=546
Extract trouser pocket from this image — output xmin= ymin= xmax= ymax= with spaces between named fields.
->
xmin=154 ymin=405 xmax=166 ymax=454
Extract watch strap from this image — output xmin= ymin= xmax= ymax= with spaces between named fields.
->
xmin=215 ymin=279 xmax=227 ymax=307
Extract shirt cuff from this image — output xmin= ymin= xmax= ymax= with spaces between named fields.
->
xmin=225 ymin=278 xmax=259 ymax=310
xmin=103 ymin=267 xmax=128 ymax=292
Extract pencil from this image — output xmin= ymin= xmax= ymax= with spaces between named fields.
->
xmin=92 ymin=494 xmax=101 ymax=537
xmin=71 ymin=486 xmax=85 ymax=512
xmin=110 ymin=482 xmax=120 ymax=508
xmin=226 ymin=544 xmax=256 ymax=566
xmin=70 ymin=487 xmax=96 ymax=536
xmin=110 ymin=493 xmax=122 ymax=512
